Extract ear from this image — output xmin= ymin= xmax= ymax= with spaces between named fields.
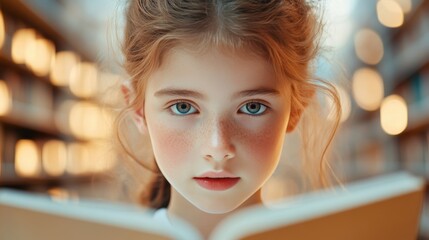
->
xmin=121 ymin=82 xmax=148 ymax=134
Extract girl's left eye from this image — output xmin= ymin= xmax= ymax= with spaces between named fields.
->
xmin=239 ymin=102 xmax=267 ymax=115
xmin=170 ymin=102 xmax=198 ymax=115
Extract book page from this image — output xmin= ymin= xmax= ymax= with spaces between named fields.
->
xmin=210 ymin=171 xmax=424 ymax=240
xmin=0 ymin=189 xmax=201 ymax=240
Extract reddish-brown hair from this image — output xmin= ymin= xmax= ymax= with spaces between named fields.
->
xmin=116 ymin=0 xmax=341 ymax=209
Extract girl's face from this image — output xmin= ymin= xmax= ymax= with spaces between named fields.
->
xmin=143 ymin=47 xmax=291 ymax=213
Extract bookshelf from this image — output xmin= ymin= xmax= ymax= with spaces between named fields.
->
xmin=334 ymin=0 xmax=429 ymax=238
xmin=0 ymin=0 xmax=117 ymax=193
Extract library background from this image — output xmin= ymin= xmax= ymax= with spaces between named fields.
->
xmin=0 ymin=0 xmax=428 ymax=238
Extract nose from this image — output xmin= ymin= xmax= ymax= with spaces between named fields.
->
xmin=202 ymin=117 xmax=236 ymax=169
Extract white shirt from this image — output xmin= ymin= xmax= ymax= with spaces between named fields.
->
xmin=152 ymin=208 xmax=202 ymax=239
xmin=152 ymin=208 xmax=172 ymax=227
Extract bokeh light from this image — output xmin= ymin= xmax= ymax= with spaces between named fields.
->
xmin=47 ymin=187 xmax=72 ymax=202
xmin=42 ymin=140 xmax=67 ymax=176
xmin=0 ymin=10 xmax=5 ymax=49
xmin=50 ymin=51 xmax=80 ymax=87
xmin=394 ymin=0 xmax=412 ymax=13
xmin=69 ymin=62 xmax=98 ymax=98
xmin=380 ymin=94 xmax=408 ymax=135
xmin=352 ymin=68 xmax=384 ymax=111
xmin=11 ymin=28 xmax=36 ymax=64
xmin=69 ymin=101 xmax=112 ymax=140
xmin=354 ymin=28 xmax=384 ymax=65
xmin=26 ymin=38 xmax=55 ymax=77
xmin=377 ymin=0 xmax=404 ymax=28
xmin=0 ymin=80 xmax=12 ymax=116
xmin=66 ymin=143 xmax=89 ymax=175
xmin=86 ymin=141 xmax=117 ymax=173
xmin=15 ymin=139 xmax=41 ymax=177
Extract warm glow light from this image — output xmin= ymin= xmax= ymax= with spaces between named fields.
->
xmin=24 ymin=36 xmax=38 ymax=73
xmin=352 ymin=68 xmax=384 ymax=111
xmin=86 ymin=141 xmax=117 ymax=173
xmin=66 ymin=143 xmax=89 ymax=175
xmin=354 ymin=28 xmax=384 ymax=65
xmin=55 ymin=100 xmax=76 ymax=134
xmin=377 ymin=0 xmax=404 ymax=28
xmin=42 ymin=140 xmax=67 ymax=176
xmin=394 ymin=0 xmax=412 ymax=13
xmin=0 ymin=80 xmax=12 ymax=116
xmin=15 ymin=139 xmax=41 ymax=177
xmin=12 ymin=28 xmax=36 ymax=64
xmin=47 ymin=187 xmax=71 ymax=202
xmin=26 ymin=38 xmax=55 ymax=77
xmin=50 ymin=51 xmax=79 ymax=87
xmin=0 ymin=11 xmax=5 ymax=48
xmin=69 ymin=62 xmax=98 ymax=98
xmin=380 ymin=95 xmax=408 ymax=135
xmin=69 ymin=101 xmax=111 ymax=140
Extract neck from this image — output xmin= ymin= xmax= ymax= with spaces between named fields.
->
xmin=167 ymin=188 xmax=263 ymax=239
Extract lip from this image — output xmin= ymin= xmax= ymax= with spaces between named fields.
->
xmin=194 ymin=171 xmax=240 ymax=191
xmin=196 ymin=171 xmax=238 ymax=178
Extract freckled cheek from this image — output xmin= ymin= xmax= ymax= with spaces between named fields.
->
xmin=147 ymin=121 xmax=194 ymax=170
xmin=238 ymin=123 xmax=285 ymax=166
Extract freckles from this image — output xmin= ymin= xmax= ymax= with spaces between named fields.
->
xmin=149 ymin=122 xmax=193 ymax=168
xmin=238 ymin=124 xmax=284 ymax=163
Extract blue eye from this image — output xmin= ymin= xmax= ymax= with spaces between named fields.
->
xmin=170 ymin=102 xmax=197 ymax=115
xmin=240 ymin=102 xmax=267 ymax=115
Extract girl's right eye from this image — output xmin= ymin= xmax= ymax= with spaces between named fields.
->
xmin=169 ymin=102 xmax=198 ymax=115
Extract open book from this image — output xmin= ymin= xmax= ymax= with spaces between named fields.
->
xmin=0 ymin=171 xmax=425 ymax=240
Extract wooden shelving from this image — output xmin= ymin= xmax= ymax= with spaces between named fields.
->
xmin=335 ymin=1 xmax=429 ymax=238
xmin=0 ymin=110 xmax=58 ymax=137
xmin=0 ymin=0 xmax=94 ymax=61
xmin=381 ymin=26 xmax=429 ymax=93
xmin=0 ymin=0 xmax=112 ymax=190
xmin=0 ymin=174 xmax=97 ymax=188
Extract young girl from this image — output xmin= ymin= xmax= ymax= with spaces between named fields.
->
xmin=116 ymin=0 xmax=341 ymax=237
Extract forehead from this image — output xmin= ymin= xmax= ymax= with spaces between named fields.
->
xmin=149 ymin=46 xmax=280 ymax=92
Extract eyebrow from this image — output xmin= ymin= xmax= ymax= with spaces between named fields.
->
xmin=234 ymin=88 xmax=280 ymax=98
xmin=154 ymin=87 xmax=280 ymax=99
xmin=154 ymin=88 xmax=205 ymax=99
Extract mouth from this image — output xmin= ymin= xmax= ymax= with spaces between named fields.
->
xmin=193 ymin=171 xmax=240 ymax=191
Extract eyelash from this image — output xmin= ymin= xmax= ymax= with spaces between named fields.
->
xmin=167 ymin=100 xmax=269 ymax=116
xmin=168 ymin=101 xmax=199 ymax=115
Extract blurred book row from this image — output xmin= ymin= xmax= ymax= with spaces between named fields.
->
xmin=329 ymin=0 xmax=429 ymax=238
xmin=333 ymin=0 xmax=429 ymax=180
xmin=0 ymin=1 xmax=120 ymax=189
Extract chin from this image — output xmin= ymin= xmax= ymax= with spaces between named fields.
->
xmin=192 ymin=198 xmax=245 ymax=214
